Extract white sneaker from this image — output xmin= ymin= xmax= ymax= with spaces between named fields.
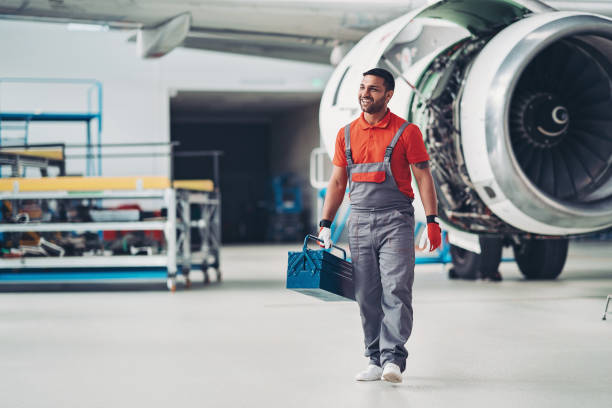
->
xmin=355 ymin=364 xmax=383 ymax=381
xmin=382 ymin=363 xmax=402 ymax=383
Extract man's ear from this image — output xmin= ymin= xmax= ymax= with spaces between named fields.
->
xmin=385 ymin=89 xmax=394 ymax=103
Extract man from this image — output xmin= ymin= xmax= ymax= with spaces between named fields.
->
xmin=318 ymin=67 xmax=441 ymax=383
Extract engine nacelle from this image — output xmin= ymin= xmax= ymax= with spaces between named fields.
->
xmin=320 ymin=0 xmax=612 ymax=238
xmin=461 ymin=12 xmax=612 ymax=235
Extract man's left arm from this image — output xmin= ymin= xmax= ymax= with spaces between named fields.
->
xmin=411 ymin=161 xmax=442 ymax=251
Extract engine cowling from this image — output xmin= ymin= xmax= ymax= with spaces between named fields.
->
xmin=319 ymin=1 xmax=612 ymax=237
xmin=460 ymin=12 xmax=612 ymax=235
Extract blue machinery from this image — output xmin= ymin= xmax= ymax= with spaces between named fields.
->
xmin=0 ymin=78 xmax=103 ymax=176
xmin=271 ymin=175 xmax=303 ymax=214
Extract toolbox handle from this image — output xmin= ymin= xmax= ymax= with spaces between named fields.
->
xmin=288 ymin=250 xmax=317 ymax=276
xmin=304 ymin=234 xmax=347 ymax=260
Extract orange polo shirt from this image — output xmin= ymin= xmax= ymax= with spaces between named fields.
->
xmin=332 ymin=110 xmax=429 ymax=199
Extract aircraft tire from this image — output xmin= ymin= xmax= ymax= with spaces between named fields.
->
xmin=513 ymin=239 xmax=569 ymax=280
xmin=449 ymin=238 xmax=503 ymax=280
xmin=479 ymin=237 xmax=503 ymax=279
xmin=449 ymin=244 xmax=480 ymax=280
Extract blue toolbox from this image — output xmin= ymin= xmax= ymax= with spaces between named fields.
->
xmin=286 ymin=235 xmax=355 ymax=301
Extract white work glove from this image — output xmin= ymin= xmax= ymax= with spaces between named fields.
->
xmin=318 ymin=227 xmax=332 ymax=249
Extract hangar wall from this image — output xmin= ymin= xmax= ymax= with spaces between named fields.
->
xmin=0 ymin=19 xmax=333 ymax=241
xmin=0 ymin=21 xmax=170 ymax=176
xmin=0 ymin=19 xmax=332 ymax=180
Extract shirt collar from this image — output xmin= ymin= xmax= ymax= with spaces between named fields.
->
xmin=359 ymin=109 xmax=391 ymax=130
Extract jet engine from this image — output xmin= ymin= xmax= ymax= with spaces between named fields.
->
xmin=319 ymin=0 xmax=612 ymax=280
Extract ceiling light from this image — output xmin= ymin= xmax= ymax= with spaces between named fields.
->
xmin=67 ymin=23 xmax=109 ymax=32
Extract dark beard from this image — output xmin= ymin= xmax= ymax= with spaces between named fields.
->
xmin=360 ymin=97 xmax=385 ymax=114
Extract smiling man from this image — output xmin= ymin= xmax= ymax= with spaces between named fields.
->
xmin=317 ymin=67 xmax=441 ymax=383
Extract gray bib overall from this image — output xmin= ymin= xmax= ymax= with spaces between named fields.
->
xmin=345 ymin=121 xmax=416 ymax=372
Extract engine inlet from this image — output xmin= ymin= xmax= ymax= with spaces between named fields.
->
xmin=510 ymin=39 xmax=612 ymax=201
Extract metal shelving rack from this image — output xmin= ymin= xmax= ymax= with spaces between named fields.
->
xmin=0 ymin=78 xmax=102 ymax=176
xmin=176 ymin=188 xmax=221 ymax=284
xmin=0 ymin=175 xmax=222 ymax=291
xmin=0 ymin=184 xmax=178 ymax=289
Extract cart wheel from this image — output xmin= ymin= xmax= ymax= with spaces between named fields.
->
xmin=201 ymin=261 xmax=210 ymax=285
xmin=604 ymin=315 xmax=607 ymax=321
xmin=167 ymin=277 xmax=177 ymax=293
xmin=183 ymin=267 xmax=191 ymax=289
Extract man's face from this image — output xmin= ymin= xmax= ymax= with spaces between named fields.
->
xmin=358 ymin=75 xmax=393 ymax=114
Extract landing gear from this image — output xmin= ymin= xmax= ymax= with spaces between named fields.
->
xmin=513 ymin=238 xmax=568 ymax=280
xmin=448 ymin=237 xmax=503 ymax=280
xmin=448 ymin=245 xmax=479 ymax=280
xmin=479 ymin=237 xmax=503 ymax=281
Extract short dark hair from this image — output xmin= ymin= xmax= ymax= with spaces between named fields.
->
xmin=362 ymin=68 xmax=395 ymax=91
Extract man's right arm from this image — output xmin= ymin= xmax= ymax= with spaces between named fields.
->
xmin=321 ymin=165 xmax=348 ymax=223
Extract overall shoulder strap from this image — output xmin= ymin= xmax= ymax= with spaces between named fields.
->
xmin=344 ymin=123 xmax=354 ymax=165
xmin=384 ymin=122 xmax=410 ymax=162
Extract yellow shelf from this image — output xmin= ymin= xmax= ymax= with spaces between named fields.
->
xmin=0 ymin=148 xmax=64 ymax=161
xmin=0 ymin=176 xmax=214 ymax=192
xmin=173 ymin=179 xmax=214 ymax=192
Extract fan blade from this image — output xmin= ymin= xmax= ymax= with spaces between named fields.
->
xmin=559 ymin=47 xmax=590 ymax=95
xmin=516 ymin=142 xmax=536 ymax=169
xmin=572 ymin=99 xmax=612 ymax=120
xmin=552 ymin=146 xmax=577 ymax=198
xmin=571 ymin=128 xmax=612 ymax=158
xmin=558 ymin=143 xmax=594 ymax=195
xmin=539 ymin=150 xmax=556 ymax=195
xmin=565 ymin=135 xmax=607 ymax=178
xmin=525 ymin=148 xmax=544 ymax=186
xmin=573 ymin=84 xmax=611 ymax=107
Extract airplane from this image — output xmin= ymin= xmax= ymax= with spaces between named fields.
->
xmin=319 ymin=0 xmax=612 ymax=281
xmin=1 ymin=0 xmax=612 ymax=280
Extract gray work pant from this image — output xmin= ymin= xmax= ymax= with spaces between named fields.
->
xmin=348 ymin=207 xmax=415 ymax=372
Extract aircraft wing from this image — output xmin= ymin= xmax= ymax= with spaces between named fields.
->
xmin=0 ymin=0 xmax=422 ymax=63
xmin=0 ymin=0 xmax=611 ymax=62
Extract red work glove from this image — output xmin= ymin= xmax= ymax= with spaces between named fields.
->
xmin=427 ymin=221 xmax=442 ymax=252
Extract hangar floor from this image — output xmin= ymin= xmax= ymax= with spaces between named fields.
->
xmin=1 ymin=242 xmax=611 ymax=408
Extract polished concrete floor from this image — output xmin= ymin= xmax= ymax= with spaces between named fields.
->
xmin=1 ymin=241 xmax=611 ymax=408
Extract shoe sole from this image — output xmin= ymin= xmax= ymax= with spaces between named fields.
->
xmin=355 ymin=377 xmax=381 ymax=381
xmin=382 ymin=372 xmax=402 ymax=383
xmin=355 ymin=372 xmax=382 ymax=381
